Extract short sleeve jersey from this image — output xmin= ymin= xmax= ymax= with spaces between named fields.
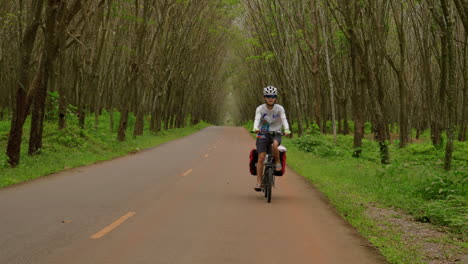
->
xmin=253 ymin=104 xmax=290 ymax=133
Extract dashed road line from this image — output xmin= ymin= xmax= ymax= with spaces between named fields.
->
xmin=182 ymin=169 xmax=193 ymax=176
xmin=91 ymin=212 xmax=136 ymax=239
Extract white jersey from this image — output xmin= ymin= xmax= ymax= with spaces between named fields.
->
xmin=253 ymin=104 xmax=290 ymax=133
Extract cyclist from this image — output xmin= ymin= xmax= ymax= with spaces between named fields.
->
xmin=252 ymin=86 xmax=291 ymax=192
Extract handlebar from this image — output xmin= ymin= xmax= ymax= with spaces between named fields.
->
xmin=251 ymin=131 xmax=284 ymax=136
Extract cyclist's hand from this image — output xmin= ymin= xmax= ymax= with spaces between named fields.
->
xmin=284 ymin=130 xmax=291 ymax=136
xmin=252 ymin=129 xmax=260 ymax=134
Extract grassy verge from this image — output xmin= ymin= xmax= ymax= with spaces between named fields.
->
xmin=285 ymin=134 xmax=467 ymax=232
xmin=280 ymin=134 xmax=467 ymax=264
xmin=0 ymin=113 xmax=210 ymax=188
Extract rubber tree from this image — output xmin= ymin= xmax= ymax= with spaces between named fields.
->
xmin=6 ymin=0 xmax=44 ymax=166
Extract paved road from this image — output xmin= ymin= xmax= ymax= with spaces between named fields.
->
xmin=0 ymin=127 xmax=386 ymax=264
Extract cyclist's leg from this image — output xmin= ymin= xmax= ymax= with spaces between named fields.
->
xmin=256 ymin=152 xmax=266 ymax=185
xmin=255 ymin=136 xmax=269 ymax=189
xmin=273 ymin=136 xmax=282 ymax=170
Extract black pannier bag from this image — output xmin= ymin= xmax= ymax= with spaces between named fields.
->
xmin=249 ymin=149 xmax=287 ymax=176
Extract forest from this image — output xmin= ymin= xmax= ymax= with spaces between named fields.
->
xmin=233 ymin=0 xmax=467 ymax=169
xmin=0 ymin=0 xmax=466 ymax=169
xmin=0 ymin=0 xmax=232 ymax=167
xmin=0 ymin=1 xmax=466 ymax=262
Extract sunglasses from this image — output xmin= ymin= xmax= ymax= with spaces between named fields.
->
xmin=264 ymin=95 xmax=277 ymax=99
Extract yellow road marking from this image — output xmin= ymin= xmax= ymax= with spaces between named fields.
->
xmin=182 ymin=169 xmax=193 ymax=176
xmin=90 ymin=212 xmax=136 ymax=239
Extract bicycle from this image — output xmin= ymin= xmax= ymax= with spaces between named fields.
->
xmin=253 ymin=131 xmax=283 ymax=203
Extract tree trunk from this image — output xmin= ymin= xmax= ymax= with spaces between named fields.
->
xmin=58 ymin=93 xmax=66 ymax=130
xmin=7 ymin=72 xmax=43 ymax=166
xmin=397 ymin=66 xmax=409 ymax=147
xmin=458 ymin=35 xmax=467 ymax=141
xmin=443 ymin=0 xmax=456 ymax=170
xmin=117 ymin=109 xmax=129 ymax=142
xmin=78 ymin=106 xmax=86 ymax=129
xmin=361 ymin=49 xmax=389 ymax=163
xmin=337 ymin=110 xmax=342 ymax=134
xmin=29 ymin=47 xmax=55 ymax=155
xmin=150 ymin=94 xmax=161 ymax=132
xmin=6 ymin=0 xmax=44 ymax=166
xmin=155 ymin=110 xmax=162 ymax=132
xmin=432 ymin=25 xmax=448 ymax=148
xmin=323 ymin=23 xmax=337 ymax=143
xmin=311 ymin=1 xmax=322 ymax=132
xmin=133 ymin=110 xmax=144 ymax=136
xmin=57 ymin=54 xmax=67 ymax=130
xmin=418 ymin=8 xmax=440 ymax=146
xmin=191 ymin=109 xmax=200 ymax=126
xmin=109 ymin=108 xmax=114 ymax=132
xmin=343 ymin=97 xmax=350 ymax=135
xmin=350 ymin=44 xmax=364 ymax=157
xmin=292 ymin=85 xmax=304 ymax=137
xmin=29 ymin=0 xmax=78 ymax=155
xmin=150 ymin=113 xmax=157 ymax=132
xmin=389 ymin=0 xmax=409 ymax=148
xmin=164 ymin=112 xmax=169 ymax=130
xmin=28 ymin=57 xmax=50 ymax=155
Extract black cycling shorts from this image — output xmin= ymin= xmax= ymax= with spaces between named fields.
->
xmin=256 ymin=134 xmax=282 ymax=154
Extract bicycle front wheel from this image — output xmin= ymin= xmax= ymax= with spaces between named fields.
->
xmin=262 ymin=171 xmax=268 ymax=198
xmin=265 ymin=168 xmax=273 ymax=203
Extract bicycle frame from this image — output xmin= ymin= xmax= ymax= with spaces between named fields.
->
xmin=259 ymin=131 xmax=282 ymax=203
xmin=263 ymin=135 xmax=276 ymax=184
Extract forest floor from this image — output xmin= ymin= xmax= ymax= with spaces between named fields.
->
xmin=281 ymin=131 xmax=467 ymax=264
xmin=0 ymin=113 xmax=210 ymax=188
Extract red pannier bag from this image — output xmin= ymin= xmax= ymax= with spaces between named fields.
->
xmin=249 ymin=149 xmax=258 ymax=175
xmin=249 ymin=149 xmax=287 ymax=176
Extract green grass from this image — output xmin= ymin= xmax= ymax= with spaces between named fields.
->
xmin=280 ymin=134 xmax=466 ymax=264
xmin=286 ymin=134 xmax=467 ymax=234
xmin=0 ymin=112 xmax=210 ymax=188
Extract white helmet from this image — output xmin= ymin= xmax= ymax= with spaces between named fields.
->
xmin=263 ymin=86 xmax=278 ymax=96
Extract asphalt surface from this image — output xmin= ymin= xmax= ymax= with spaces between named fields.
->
xmin=0 ymin=126 xmax=386 ymax=264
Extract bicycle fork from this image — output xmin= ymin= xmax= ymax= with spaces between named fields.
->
xmin=263 ymin=155 xmax=275 ymax=188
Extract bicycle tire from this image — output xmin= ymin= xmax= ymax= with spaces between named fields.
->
xmin=266 ymin=168 xmax=273 ymax=203
xmin=263 ymin=172 xmax=268 ymax=198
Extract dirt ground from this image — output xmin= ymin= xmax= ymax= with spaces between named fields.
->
xmin=366 ymin=206 xmax=466 ymax=264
